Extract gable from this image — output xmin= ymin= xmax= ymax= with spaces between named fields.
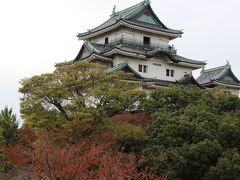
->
xmin=179 ymin=74 xmax=204 ymax=89
xmin=218 ymin=71 xmax=240 ymax=84
xmin=121 ymin=66 xmax=142 ymax=78
xmin=74 ymin=45 xmax=92 ymax=61
xmin=129 ymin=6 xmax=165 ymax=28
xmin=81 ymin=48 xmax=92 ymax=59
xmin=136 ymin=13 xmax=159 ymax=25
xmin=106 ymin=62 xmax=142 ymax=79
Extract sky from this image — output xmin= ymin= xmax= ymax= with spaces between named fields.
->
xmin=0 ymin=0 xmax=239 ymax=120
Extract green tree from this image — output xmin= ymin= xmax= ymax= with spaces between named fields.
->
xmin=142 ymin=86 xmax=240 ymax=180
xmin=0 ymin=107 xmax=19 ymax=145
xmin=218 ymin=111 xmax=240 ymax=149
xmin=143 ymin=86 xmax=204 ymax=115
xmin=205 ymin=149 xmax=240 ymax=180
xmin=103 ymin=119 xmax=146 ymax=153
xmin=19 ymin=61 xmax=146 ymax=128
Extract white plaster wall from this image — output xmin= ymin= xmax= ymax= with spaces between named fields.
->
xmin=121 ymin=29 xmax=169 ymax=47
xmin=90 ymin=28 xmax=170 ymax=47
xmin=91 ymin=30 xmax=123 ymax=44
xmin=113 ymin=55 xmax=193 ymax=81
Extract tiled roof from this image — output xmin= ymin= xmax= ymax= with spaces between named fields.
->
xmin=106 ymin=61 xmax=142 ymax=78
xmin=107 ymin=66 xmax=203 ymax=88
xmin=77 ymin=1 xmax=182 ymax=38
xmin=105 ymin=61 xmax=129 ymax=73
xmin=153 ymin=79 xmax=176 ymax=87
xmin=147 ymin=50 xmax=206 ymax=66
xmin=178 ymin=73 xmax=204 ymax=88
xmin=197 ymin=63 xmax=240 ymax=86
xmin=170 ymin=54 xmax=206 ymax=65
xmin=74 ymin=41 xmax=205 ymax=67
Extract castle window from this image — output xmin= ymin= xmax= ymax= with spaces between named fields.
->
xmin=143 ymin=36 xmax=151 ymax=46
xmin=143 ymin=65 xmax=148 ymax=73
xmin=166 ymin=69 xmax=174 ymax=77
xmin=166 ymin=69 xmax=170 ymax=76
xmin=139 ymin=64 xmax=148 ymax=73
xmin=105 ymin=37 xmax=109 ymax=45
xmin=153 ymin=63 xmax=162 ymax=66
xmin=139 ymin=65 xmax=143 ymax=72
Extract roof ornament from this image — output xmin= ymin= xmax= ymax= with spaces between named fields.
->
xmin=111 ymin=5 xmax=117 ymax=17
xmin=226 ymin=60 xmax=231 ymax=68
xmin=143 ymin=0 xmax=151 ymax=4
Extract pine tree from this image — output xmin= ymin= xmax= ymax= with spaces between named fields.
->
xmin=0 ymin=107 xmax=19 ymax=145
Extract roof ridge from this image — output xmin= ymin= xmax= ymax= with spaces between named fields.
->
xmin=106 ymin=60 xmax=143 ymax=78
xmin=122 ymin=3 xmax=147 ymax=19
xmin=172 ymin=54 xmax=206 ymax=65
xmin=81 ymin=2 xmax=145 ymax=35
xmin=106 ymin=61 xmax=128 ymax=73
xmin=202 ymin=64 xmax=228 ymax=73
xmin=122 ymin=2 xmax=169 ymax=30
xmin=115 ymin=1 xmax=145 ymax=17
xmin=77 ymin=1 xmax=182 ymax=39
xmin=85 ymin=41 xmax=100 ymax=54
xmin=214 ymin=68 xmax=228 ymax=80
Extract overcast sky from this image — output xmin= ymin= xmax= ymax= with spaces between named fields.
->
xmin=0 ymin=0 xmax=239 ymax=119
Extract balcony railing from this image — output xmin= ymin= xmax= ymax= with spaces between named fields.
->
xmin=106 ymin=37 xmax=177 ymax=54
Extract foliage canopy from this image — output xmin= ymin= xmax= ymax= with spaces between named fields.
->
xmin=142 ymin=86 xmax=240 ymax=180
xmin=19 ymin=61 xmax=146 ymax=128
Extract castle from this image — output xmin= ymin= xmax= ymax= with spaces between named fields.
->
xmin=74 ymin=0 xmax=240 ymax=96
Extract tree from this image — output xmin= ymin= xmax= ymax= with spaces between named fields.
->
xmin=19 ymin=61 xmax=146 ymax=128
xmin=0 ymin=107 xmax=19 ymax=145
xmin=205 ymin=148 xmax=240 ymax=180
xmin=0 ymin=107 xmax=19 ymax=174
xmin=142 ymin=86 xmax=240 ymax=180
xmin=218 ymin=111 xmax=240 ymax=149
xmin=143 ymin=86 xmax=204 ymax=116
xmin=103 ymin=119 xmax=146 ymax=153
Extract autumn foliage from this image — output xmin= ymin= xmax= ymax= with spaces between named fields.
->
xmin=8 ymin=61 xmax=240 ymax=179
xmin=1 ymin=145 xmax=32 ymax=167
xmin=1 ymin=124 xmax=164 ymax=179
xmin=30 ymin=142 xmax=159 ymax=180
xmin=112 ymin=112 xmax=151 ymax=127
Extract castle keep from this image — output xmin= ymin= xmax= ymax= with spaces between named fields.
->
xmin=74 ymin=0 xmax=240 ymax=95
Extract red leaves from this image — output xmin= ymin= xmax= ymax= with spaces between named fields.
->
xmin=2 ymin=128 xmax=164 ymax=179
xmin=112 ymin=113 xmax=152 ymax=127
xmin=1 ymin=145 xmax=32 ymax=166
xmin=30 ymin=142 xmax=160 ymax=180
